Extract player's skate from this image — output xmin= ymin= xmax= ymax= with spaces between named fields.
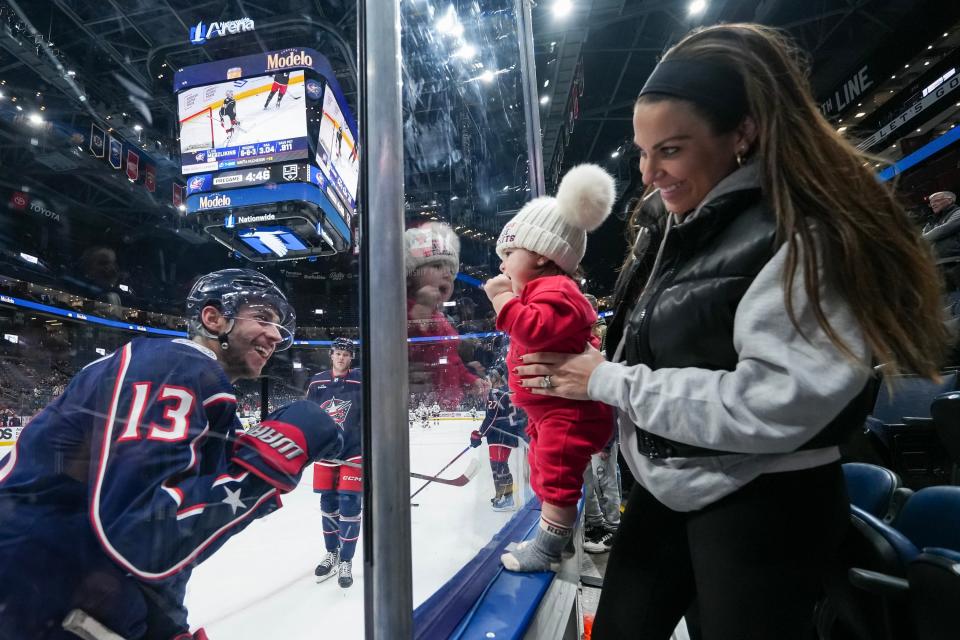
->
xmin=491 ymin=493 xmax=514 ymax=512
xmin=315 ymin=548 xmax=339 ymax=583
xmin=338 ymin=559 xmax=353 ymax=588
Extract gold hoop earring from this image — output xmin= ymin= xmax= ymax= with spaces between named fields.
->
xmin=735 ymin=151 xmax=745 ymax=168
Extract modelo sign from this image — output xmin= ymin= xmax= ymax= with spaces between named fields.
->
xmin=197 ymin=194 xmax=232 ymax=210
xmin=267 ymin=51 xmax=314 ymax=71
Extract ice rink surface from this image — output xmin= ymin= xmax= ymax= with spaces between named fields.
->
xmin=184 ymin=418 xmax=526 ymax=639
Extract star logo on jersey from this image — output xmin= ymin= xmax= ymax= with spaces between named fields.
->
xmin=222 ymin=486 xmax=246 ymax=515
xmin=320 ymin=397 xmax=352 ymax=427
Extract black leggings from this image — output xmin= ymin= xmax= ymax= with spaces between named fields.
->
xmin=592 ymin=462 xmax=849 ymax=640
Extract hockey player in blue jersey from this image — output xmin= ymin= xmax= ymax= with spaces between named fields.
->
xmin=0 ymin=269 xmax=342 ymax=640
xmin=307 ymin=337 xmax=363 ymax=588
xmin=469 ymin=368 xmax=527 ymax=511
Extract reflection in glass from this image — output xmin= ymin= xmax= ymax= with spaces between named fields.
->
xmin=0 ymin=2 xmax=366 ymax=638
xmin=401 ymin=0 xmax=536 ymax=607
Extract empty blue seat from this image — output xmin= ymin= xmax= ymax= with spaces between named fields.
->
xmin=843 ymin=463 xmax=902 ymax=520
xmin=866 ymin=372 xmax=958 ymax=488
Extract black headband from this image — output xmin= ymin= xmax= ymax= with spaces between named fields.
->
xmin=638 ymin=58 xmax=748 ymax=128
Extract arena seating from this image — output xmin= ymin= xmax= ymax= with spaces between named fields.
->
xmin=863 ymin=371 xmax=959 ymax=488
xmin=825 ymin=483 xmax=960 ymax=640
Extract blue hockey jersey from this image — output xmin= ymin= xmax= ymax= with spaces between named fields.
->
xmin=0 ymin=337 xmax=341 ymax=639
xmin=479 ymin=386 xmax=527 ymax=448
xmin=306 ymin=368 xmax=362 ymax=459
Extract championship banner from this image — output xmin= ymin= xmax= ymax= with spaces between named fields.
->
xmin=144 ymin=164 xmax=156 ymax=192
xmin=89 ymin=123 xmax=105 ymax=158
xmin=108 ymin=136 xmax=123 ymax=169
xmin=172 ymin=183 xmax=184 ymax=207
xmin=126 ymin=149 xmax=140 ymax=181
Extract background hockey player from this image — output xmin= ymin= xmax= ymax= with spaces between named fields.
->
xmin=263 ymin=71 xmax=290 ymax=109
xmin=219 ymin=89 xmax=240 ymax=143
xmin=415 ymin=403 xmax=430 ymax=429
xmin=0 ymin=269 xmax=342 ymax=640
xmin=307 ymin=338 xmax=363 ymax=589
xmin=468 ymin=367 xmax=527 ymax=511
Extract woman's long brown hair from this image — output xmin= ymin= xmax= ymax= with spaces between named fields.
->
xmin=624 ymin=23 xmax=948 ymax=377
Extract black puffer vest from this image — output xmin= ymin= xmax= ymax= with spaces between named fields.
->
xmin=612 ymin=187 xmax=875 ymax=458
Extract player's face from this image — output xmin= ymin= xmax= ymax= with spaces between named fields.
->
xmin=499 ymin=248 xmax=542 ymax=293
xmin=220 ymin=303 xmax=283 ymax=380
xmin=330 ymin=348 xmax=352 ymax=373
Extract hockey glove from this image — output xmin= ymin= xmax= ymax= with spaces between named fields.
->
xmin=234 ymin=400 xmax=343 ymax=492
xmin=469 ymin=430 xmax=483 ymax=448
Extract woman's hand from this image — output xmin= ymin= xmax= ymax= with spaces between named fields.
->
xmin=514 ymin=344 xmax=606 ymax=401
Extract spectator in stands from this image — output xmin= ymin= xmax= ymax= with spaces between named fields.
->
xmin=922 ymin=191 xmax=960 ymax=257
xmin=515 ymin=24 xmax=948 ymax=639
xmin=60 ymin=246 xmax=125 ymax=315
xmin=922 ymin=191 xmax=960 ymax=302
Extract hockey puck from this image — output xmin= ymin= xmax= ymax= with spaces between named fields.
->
xmin=410 ymin=503 xmax=419 ymax=507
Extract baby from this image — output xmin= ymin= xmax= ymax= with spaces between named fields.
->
xmin=484 ymin=164 xmax=616 ymax=572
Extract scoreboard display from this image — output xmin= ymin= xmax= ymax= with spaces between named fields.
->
xmin=175 ymin=48 xmax=358 ymax=261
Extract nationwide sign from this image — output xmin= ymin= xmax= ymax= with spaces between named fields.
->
xmin=858 ymin=72 xmax=960 ymax=149
xmin=189 ymin=18 xmax=255 ymax=45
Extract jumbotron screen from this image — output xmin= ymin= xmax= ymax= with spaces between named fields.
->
xmin=178 ymin=70 xmax=309 ymax=175
xmin=315 ymin=86 xmax=359 ymax=212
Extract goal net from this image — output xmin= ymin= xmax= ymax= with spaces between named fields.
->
xmin=179 ymin=107 xmax=215 ymax=152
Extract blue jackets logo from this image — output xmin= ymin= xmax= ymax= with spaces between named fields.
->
xmin=190 ymin=18 xmax=255 ymax=46
xmin=198 ymin=194 xmax=231 ymax=209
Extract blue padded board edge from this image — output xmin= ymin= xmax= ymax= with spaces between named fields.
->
xmin=448 ymin=499 xmax=554 ymax=640
xmin=413 ymin=497 xmax=546 ymax=640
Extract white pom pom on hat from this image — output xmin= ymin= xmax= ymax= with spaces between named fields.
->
xmin=555 ymin=163 xmax=617 ymax=232
xmin=496 ymin=163 xmax=616 ymax=275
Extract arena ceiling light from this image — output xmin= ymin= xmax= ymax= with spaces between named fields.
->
xmin=27 ymin=113 xmax=43 ymax=125
xmin=688 ymin=0 xmax=707 ymax=16
xmin=453 ymin=44 xmax=476 ymax=60
xmin=436 ymin=6 xmax=464 ymax=37
xmin=540 ymin=95 xmax=550 ymax=105
xmin=553 ymin=0 xmax=573 ymax=19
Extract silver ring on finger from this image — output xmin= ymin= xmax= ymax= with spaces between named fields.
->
xmin=541 ymin=375 xmax=553 ymax=389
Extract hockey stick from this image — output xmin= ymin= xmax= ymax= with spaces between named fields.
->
xmin=409 ymin=444 xmax=474 ymax=500
xmin=327 ymin=455 xmax=480 ymax=487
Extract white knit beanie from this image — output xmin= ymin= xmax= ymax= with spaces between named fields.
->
xmin=404 ymin=222 xmax=461 ymax=276
xmin=496 ymin=164 xmax=616 ymax=275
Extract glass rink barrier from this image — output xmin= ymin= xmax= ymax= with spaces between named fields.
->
xmin=0 ymin=1 xmax=577 ymax=639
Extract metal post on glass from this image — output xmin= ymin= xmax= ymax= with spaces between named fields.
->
xmin=358 ymin=0 xmax=413 ymax=638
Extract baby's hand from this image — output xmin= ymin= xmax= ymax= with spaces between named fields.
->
xmin=483 ymin=275 xmax=513 ymax=302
